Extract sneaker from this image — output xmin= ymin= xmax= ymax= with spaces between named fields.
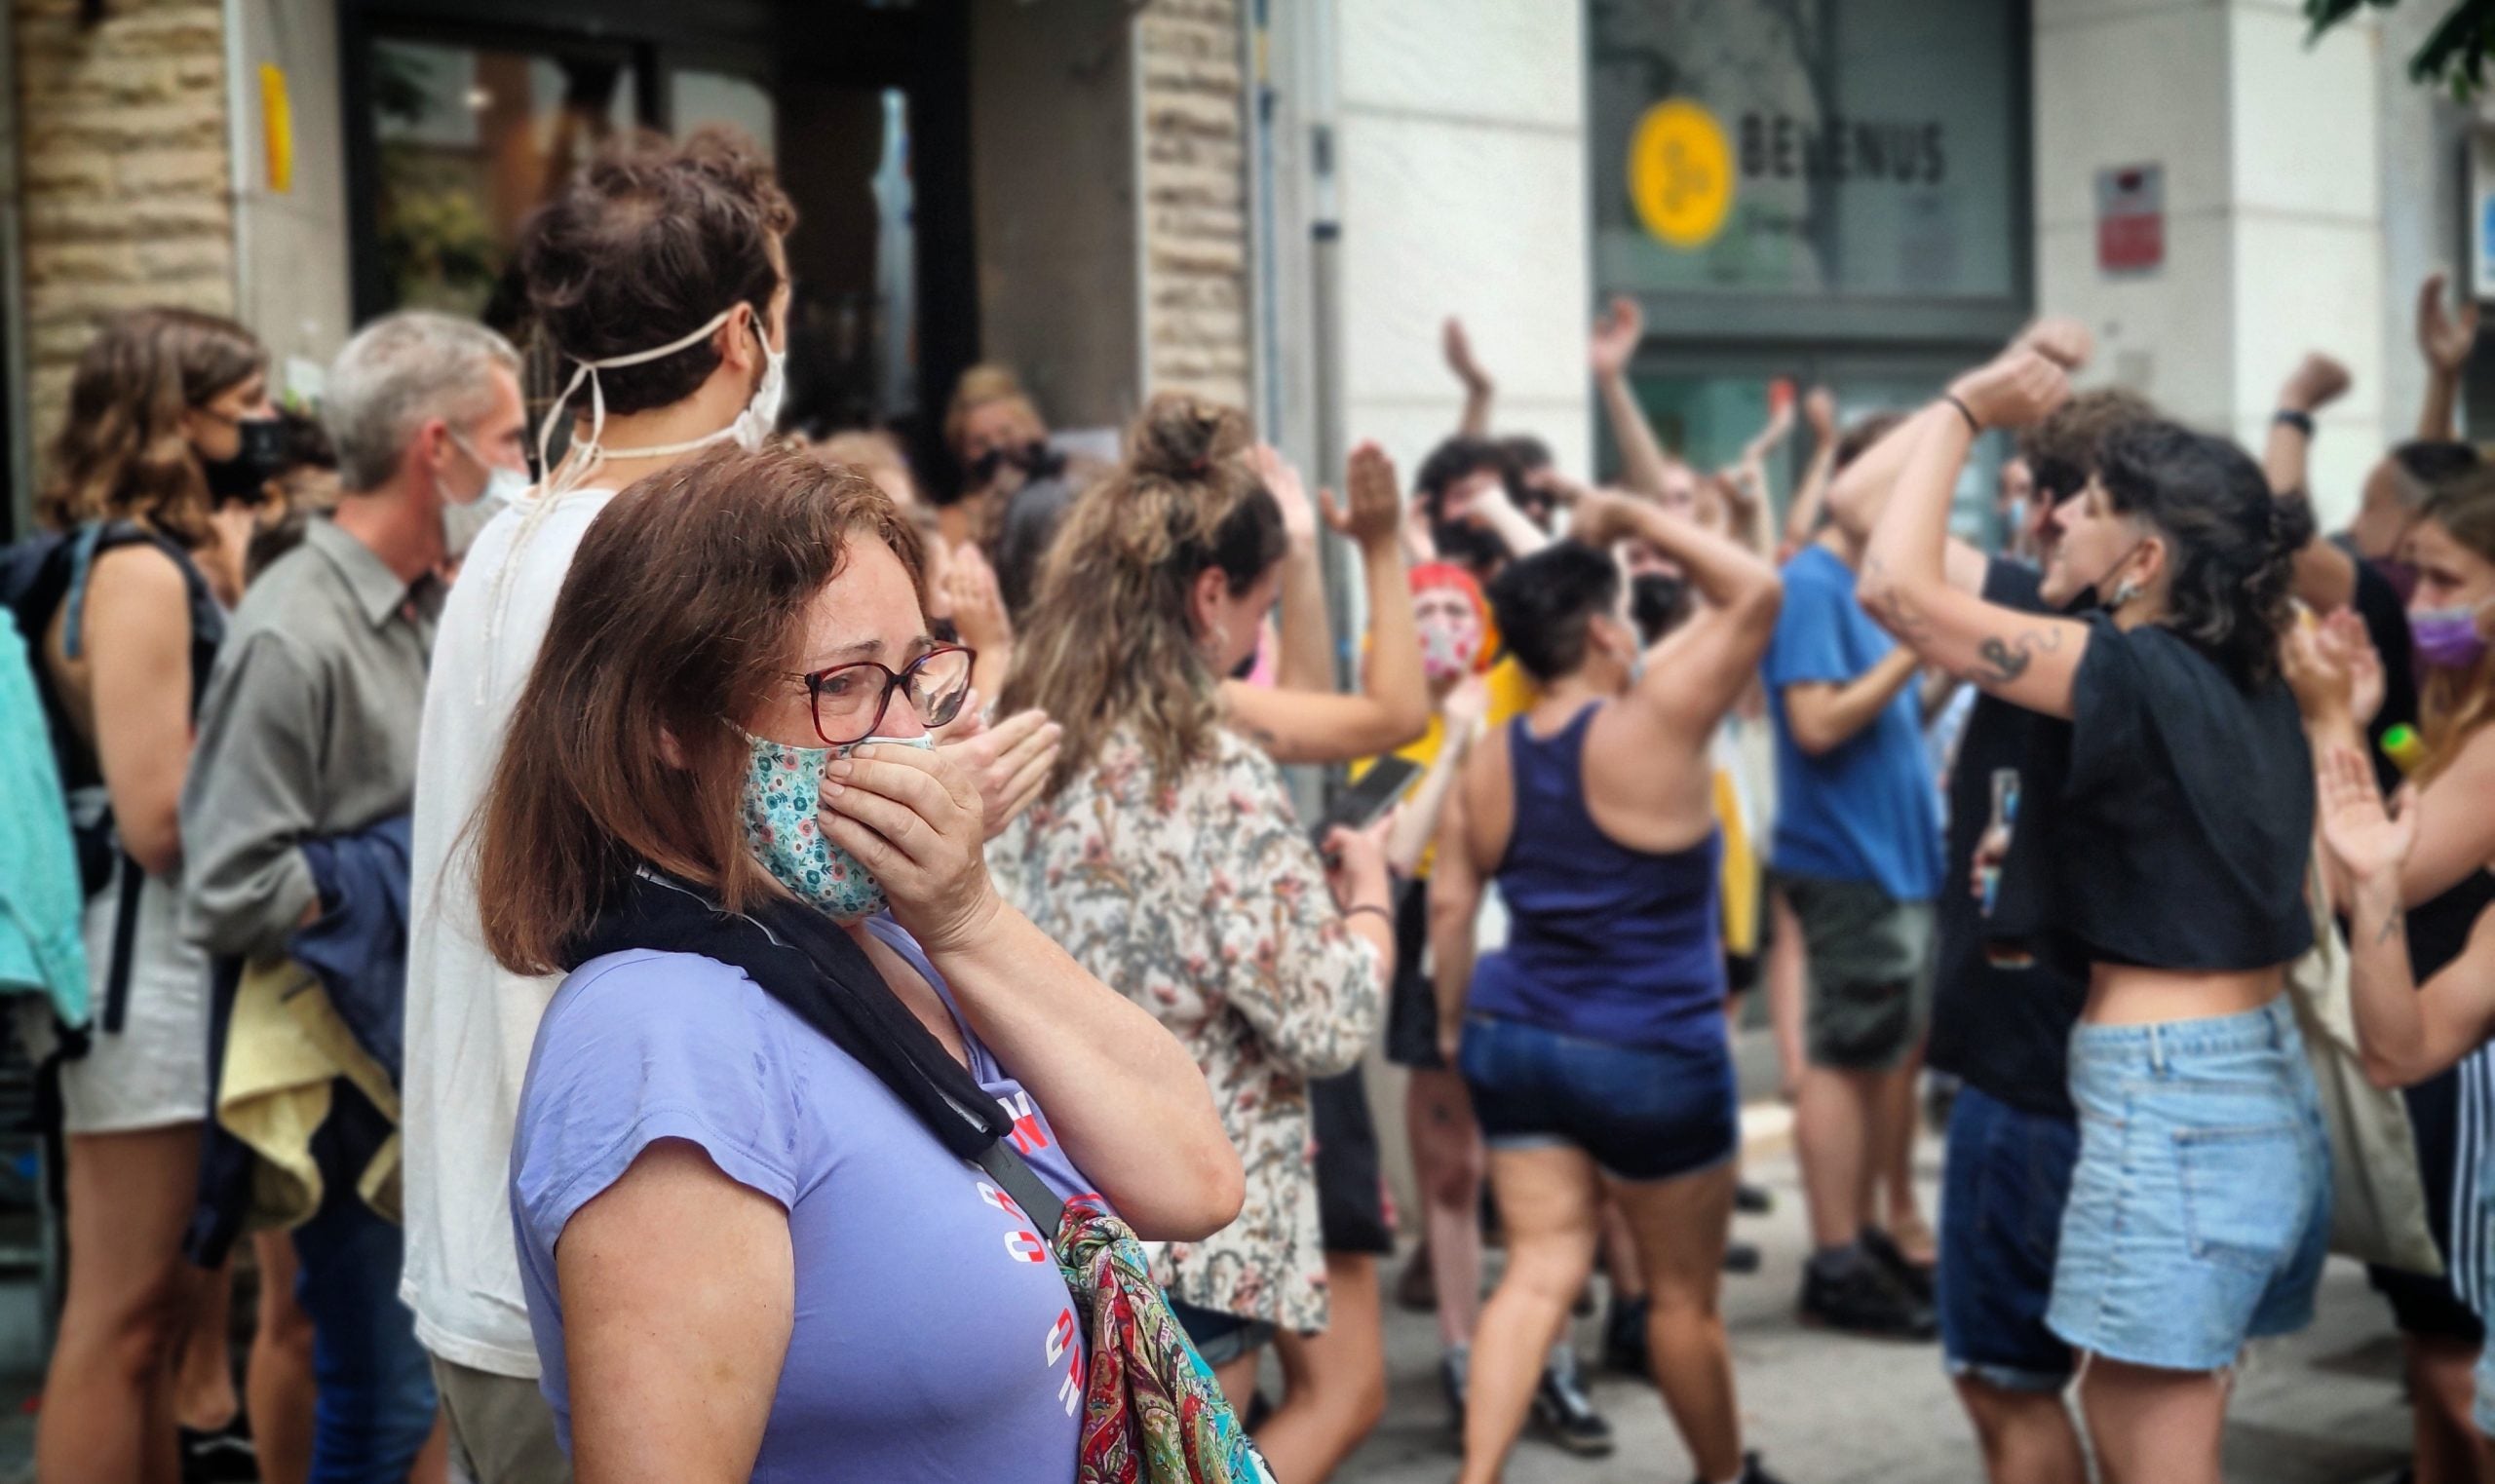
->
xmin=179 ymin=1420 xmax=257 ymax=1484
xmin=1440 ymin=1347 xmax=1470 ymax=1432
xmin=1699 ymin=1451 xmax=1792 ymax=1484
xmin=1530 ymin=1352 xmax=1615 ymax=1457
xmin=1397 ymin=1245 xmax=1438 ymax=1312
xmin=1722 ymin=1238 xmax=1763 ymax=1275
xmin=1734 ymin=1181 xmax=1775 ymax=1215
xmin=1601 ymin=1295 xmax=1650 ymax=1379
xmin=1860 ymin=1226 xmax=1935 ymax=1306
xmin=1797 ymin=1253 xmax=1937 ymax=1340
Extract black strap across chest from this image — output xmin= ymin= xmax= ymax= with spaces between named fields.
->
xmin=563 ymin=872 xmax=1066 ymax=1233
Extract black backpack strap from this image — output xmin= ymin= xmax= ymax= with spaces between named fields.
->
xmin=975 ymin=1140 xmax=1068 ymax=1234
xmin=101 ymin=855 xmax=143 ymax=1035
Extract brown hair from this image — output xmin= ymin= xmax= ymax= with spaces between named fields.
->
xmin=471 ymin=444 xmax=922 ymax=974
xmin=1832 ymin=412 xmax=1907 ymax=474
xmin=2414 ymin=467 xmax=2495 ymax=782
xmin=999 ymin=394 xmax=1286 ymax=795
xmin=2018 ymin=387 xmax=2157 ymax=501
xmin=516 ymin=127 xmax=795 ymax=415
xmin=37 ymin=307 xmax=266 ymax=547
xmin=943 ymin=362 xmax=1045 ymax=453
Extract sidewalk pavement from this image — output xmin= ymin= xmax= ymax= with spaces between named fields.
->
xmin=1327 ymin=1120 xmax=2413 ymax=1484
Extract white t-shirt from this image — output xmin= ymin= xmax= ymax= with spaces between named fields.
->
xmin=401 ymin=488 xmax=615 ymax=1377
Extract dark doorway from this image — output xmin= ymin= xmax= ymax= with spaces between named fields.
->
xmin=339 ymin=0 xmax=977 ymax=469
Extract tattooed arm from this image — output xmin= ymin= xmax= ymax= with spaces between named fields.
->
xmin=1859 ymin=350 xmax=2094 ymax=720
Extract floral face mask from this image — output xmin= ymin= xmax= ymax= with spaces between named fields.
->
xmin=740 ymin=731 xmax=936 ymax=923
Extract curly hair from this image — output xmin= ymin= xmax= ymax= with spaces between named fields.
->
xmin=515 ymin=126 xmax=794 ymax=415
xmin=2412 ymin=467 xmax=2495 ymax=782
xmin=1000 ymin=395 xmax=1286 ymax=795
xmin=2020 ymin=387 xmax=2158 ymax=502
xmin=2094 ymin=422 xmax=2296 ymax=689
xmin=37 ymin=308 xmax=265 ymax=547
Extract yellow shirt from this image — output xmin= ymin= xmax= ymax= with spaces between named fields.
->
xmin=1351 ymin=657 xmax=1537 ymax=880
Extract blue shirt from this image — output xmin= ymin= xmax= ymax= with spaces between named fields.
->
xmin=1761 ymin=544 xmax=1944 ymax=901
xmin=511 ymin=918 xmax=1095 ymax=1484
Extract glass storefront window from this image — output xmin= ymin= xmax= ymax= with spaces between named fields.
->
xmin=1627 ymin=368 xmax=2007 ymax=547
xmin=672 ymin=70 xmax=778 ymax=162
xmin=1591 ymin=0 xmax=2021 ymax=306
xmin=369 ymin=39 xmax=637 ymax=317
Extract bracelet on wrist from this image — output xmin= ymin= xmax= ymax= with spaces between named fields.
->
xmin=1943 ymin=394 xmax=1982 ymax=435
xmin=1344 ymin=902 xmax=1394 ymax=927
xmin=2273 ymin=408 xmax=2316 ymax=437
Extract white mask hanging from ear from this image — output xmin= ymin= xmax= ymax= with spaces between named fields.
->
xmin=533 ymin=302 xmax=785 ymax=498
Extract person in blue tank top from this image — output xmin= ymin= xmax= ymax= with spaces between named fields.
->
xmin=1433 ymin=489 xmax=1788 ymax=1484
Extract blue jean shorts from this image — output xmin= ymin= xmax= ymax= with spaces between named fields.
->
xmin=1167 ymin=1296 xmax=1275 ymax=1367
xmin=1938 ymin=1084 xmax=2080 ymax=1393
xmin=2047 ymin=998 xmax=2332 ymax=1372
xmin=1457 ymin=1014 xmax=1737 ymax=1183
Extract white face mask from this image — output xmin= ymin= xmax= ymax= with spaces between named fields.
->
xmin=443 ymin=433 xmax=531 ymax=558
xmin=729 ymin=322 xmax=787 ymax=455
xmin=534 ymin=302 xmax=784 ymax=494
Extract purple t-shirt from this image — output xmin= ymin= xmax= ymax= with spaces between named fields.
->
xmin=510 ymin=917 xmax=1096 ymax=1483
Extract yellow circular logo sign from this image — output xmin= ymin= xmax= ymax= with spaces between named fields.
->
xmin=1628 ymin=99 xmax=1733 ymax=249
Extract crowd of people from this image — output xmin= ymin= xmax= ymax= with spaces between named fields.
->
xmin=6 ymin=121 xmax=2495 ymax=1484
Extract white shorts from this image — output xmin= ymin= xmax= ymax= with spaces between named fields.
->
xmin=19 ymin=867 xmax=211 ymax=1135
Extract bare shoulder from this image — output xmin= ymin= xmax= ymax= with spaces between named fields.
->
xmin=1584 ymin=701 xmax=1711 ymax=824
xmin=79 ymin=541 xmax=193 ymax=650
xmin=85 ymin=539 xmax=189 ymax=604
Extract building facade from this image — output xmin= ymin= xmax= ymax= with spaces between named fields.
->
xmin=1 ymin=0 xmax=2477 ymax=539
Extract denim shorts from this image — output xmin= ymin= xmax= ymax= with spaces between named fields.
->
xmin=2047 ymin=998 xmax=2332 ymax=1372
xmin=1167 ymin=1296 xmax=1275 ymax=1368
xmin=1457 ymin=1014 xmax=1737 ymax=1183
xmin=1938 ymin=1085 xmax=2080 ymax=1392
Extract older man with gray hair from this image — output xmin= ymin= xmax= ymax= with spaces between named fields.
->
xmin=180 ymin=309 xmax=523 ymax=1481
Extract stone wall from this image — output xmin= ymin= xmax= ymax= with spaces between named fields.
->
xmin=1135 ymin=0 xmax=1251 ymax=410
xmin=15 ymin=0 xmax=235 ymax=457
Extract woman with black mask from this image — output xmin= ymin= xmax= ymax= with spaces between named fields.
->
xmin=1861 ymin=340 xmax=2325 ymax=1484
xmin=21 ymin=307 xmax=272 ymax=1484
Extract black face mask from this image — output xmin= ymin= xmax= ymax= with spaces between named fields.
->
xmin=2056 ymin=541 xmax=2146 ymax=618
xmin=202 ymin=416 xmax=287 ymax=505
xmin=968 ymin=439 xmax=1063 ymax=490
xmin=1631 ymin=573 xmax=1692 ymax=645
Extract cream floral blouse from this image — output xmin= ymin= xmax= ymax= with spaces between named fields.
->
xmin=995 ymin=724 xmax=1382 ymax=1332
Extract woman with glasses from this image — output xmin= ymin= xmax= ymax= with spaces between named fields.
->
xmin=995 ymin=396 xmax=1394 ymax=1426
xmin=21 ymin=307 xmax=273 ymax=1484
xmin=472 ymin=446 xmax=1241 ymax=1482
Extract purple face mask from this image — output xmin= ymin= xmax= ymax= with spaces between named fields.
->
xmin=2409 ymin=601 xmax=2491 ymax=670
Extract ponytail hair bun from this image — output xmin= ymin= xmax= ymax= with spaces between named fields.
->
xmin=1130 ymin=395 xmax=1252 ymax=484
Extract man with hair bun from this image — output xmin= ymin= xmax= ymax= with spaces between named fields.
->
xmin=400 ymin=127 xmax=797 ymax=1484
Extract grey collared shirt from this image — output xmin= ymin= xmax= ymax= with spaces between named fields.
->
xmin=181 ymin=517 xmax=442 ymax=960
